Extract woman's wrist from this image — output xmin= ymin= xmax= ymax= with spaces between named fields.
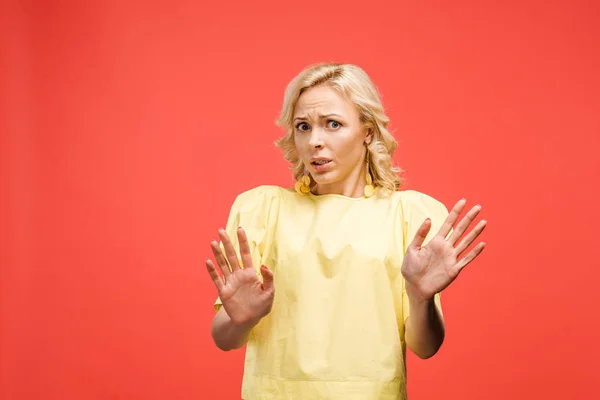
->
xmin=405 ymin=281 xmax=435 ymax=305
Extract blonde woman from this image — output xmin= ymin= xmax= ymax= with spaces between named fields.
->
xmin=205 ymin=63 xmax=487 ymax=400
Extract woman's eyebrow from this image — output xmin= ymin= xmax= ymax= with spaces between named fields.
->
xmin=319 ymin=113 xmax=344 ymax=119
xmin=293 ymin=113 xmax=344 ymax=122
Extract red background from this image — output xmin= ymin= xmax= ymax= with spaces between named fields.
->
xmin=2 ymin=1 xmax=599 ymax=399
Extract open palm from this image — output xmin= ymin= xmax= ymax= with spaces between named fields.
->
xmin=205 ymin=227 xmax=274 ymax=326
xmin=401 ymin=199 xmax=488 ymax=301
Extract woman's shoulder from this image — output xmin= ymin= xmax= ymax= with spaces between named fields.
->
xmin=393 ymin=189 xmax=449 ymax=214
xmin=235 ymin=184 xmax=283 ymax=200
xmin=230 ymin=185 xmax=288 ymax=211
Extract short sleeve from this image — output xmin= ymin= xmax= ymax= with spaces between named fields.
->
xmin=213 ymin=186 xmax=281 ymax=310
xmin=399 ymin=190 xmax=450 ymax=322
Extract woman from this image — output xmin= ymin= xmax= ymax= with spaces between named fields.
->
xmin=205 ymin=63 xmax=487 ymax=400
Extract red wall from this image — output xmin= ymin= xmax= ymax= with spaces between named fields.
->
xmin=2 ymin=1 xmax=599 ymax=399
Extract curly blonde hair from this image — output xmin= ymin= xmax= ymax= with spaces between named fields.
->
xmin=274 ymin=62 xmax=404 ymax=195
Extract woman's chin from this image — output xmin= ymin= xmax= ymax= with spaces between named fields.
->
xmin=311 ymin=173 xmax=339 ymax=186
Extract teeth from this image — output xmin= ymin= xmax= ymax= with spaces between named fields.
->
xmin=314 ymin=160 xmax=330 ymax=165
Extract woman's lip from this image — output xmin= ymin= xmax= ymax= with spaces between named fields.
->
xmin=311 ymin=160 xmax=332 ymax=171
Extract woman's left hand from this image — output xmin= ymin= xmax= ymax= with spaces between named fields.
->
xmin=401 ymin=199 xmax=488 ymax=302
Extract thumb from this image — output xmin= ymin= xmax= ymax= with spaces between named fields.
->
xmin=408 ymin=218 xmax=431 ymax=251
xmin=260 ymin=265 xmax=274 ymax=291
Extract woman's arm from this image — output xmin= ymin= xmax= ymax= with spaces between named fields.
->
xmin=206 ymin=228 xmax=275 ymax=351
xmin=211 ymin=307 xmax=259 ymax=351
xmin=404 ymin=287 xmax=445 ymax=359
xmin=401 ymin=199 xmax=487 ymax=359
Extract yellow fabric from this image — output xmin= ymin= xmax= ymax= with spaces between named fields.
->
xmin=214 ymin=185 xmax=449 ymax=400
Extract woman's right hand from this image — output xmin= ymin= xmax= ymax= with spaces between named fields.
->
xmin=205 ymin=227 xmax=275 ymax=327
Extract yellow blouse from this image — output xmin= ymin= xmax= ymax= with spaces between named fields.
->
xmin=214 ymin=185 xmax=449 ymax=400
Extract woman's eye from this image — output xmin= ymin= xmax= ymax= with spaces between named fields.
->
xmin=327 ymin=120 xmax=341 ymax=129
xmin=296 ymin=122 xmax=310 ymax=131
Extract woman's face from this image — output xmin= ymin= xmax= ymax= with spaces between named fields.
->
xmin=293 ymin=85 xmax=372 ymax=195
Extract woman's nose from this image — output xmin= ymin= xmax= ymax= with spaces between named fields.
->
xmin=308 ymin=128 xmax=325 ymax=148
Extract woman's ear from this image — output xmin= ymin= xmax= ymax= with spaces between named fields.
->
xmin=365 ymin=128 xmax=374 ymax=145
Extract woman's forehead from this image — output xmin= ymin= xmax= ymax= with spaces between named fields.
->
xmin=294 ymin=86 xmax=355 ymax=118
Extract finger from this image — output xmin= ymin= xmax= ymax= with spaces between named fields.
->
xmin=205 ymin=259 xmax=224 ymax=291
xmin=408 ymin=218 xmax=432 ymax=250
xmin=260 ymin=265 xmax=275 ymax=293
xmin=447 ymin=204 xmax=482 ymax=246
xmin=455 ymin=242 xmax=486 ymax=272
xmin=237 ymin=227 xmax=253 ymax=269
xmin=437 ymin=199 xmax=467 ymax=239
xmin=211 ymin=240 xmax=231 ymax=278
xmin=218 ymin=228 xmax=241 ymax=271
xmin=455 ymin=219 xmax=487 ymax=256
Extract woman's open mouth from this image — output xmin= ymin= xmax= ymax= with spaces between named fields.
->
xmin=311 ymin=159 xmax=332 ymax=171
